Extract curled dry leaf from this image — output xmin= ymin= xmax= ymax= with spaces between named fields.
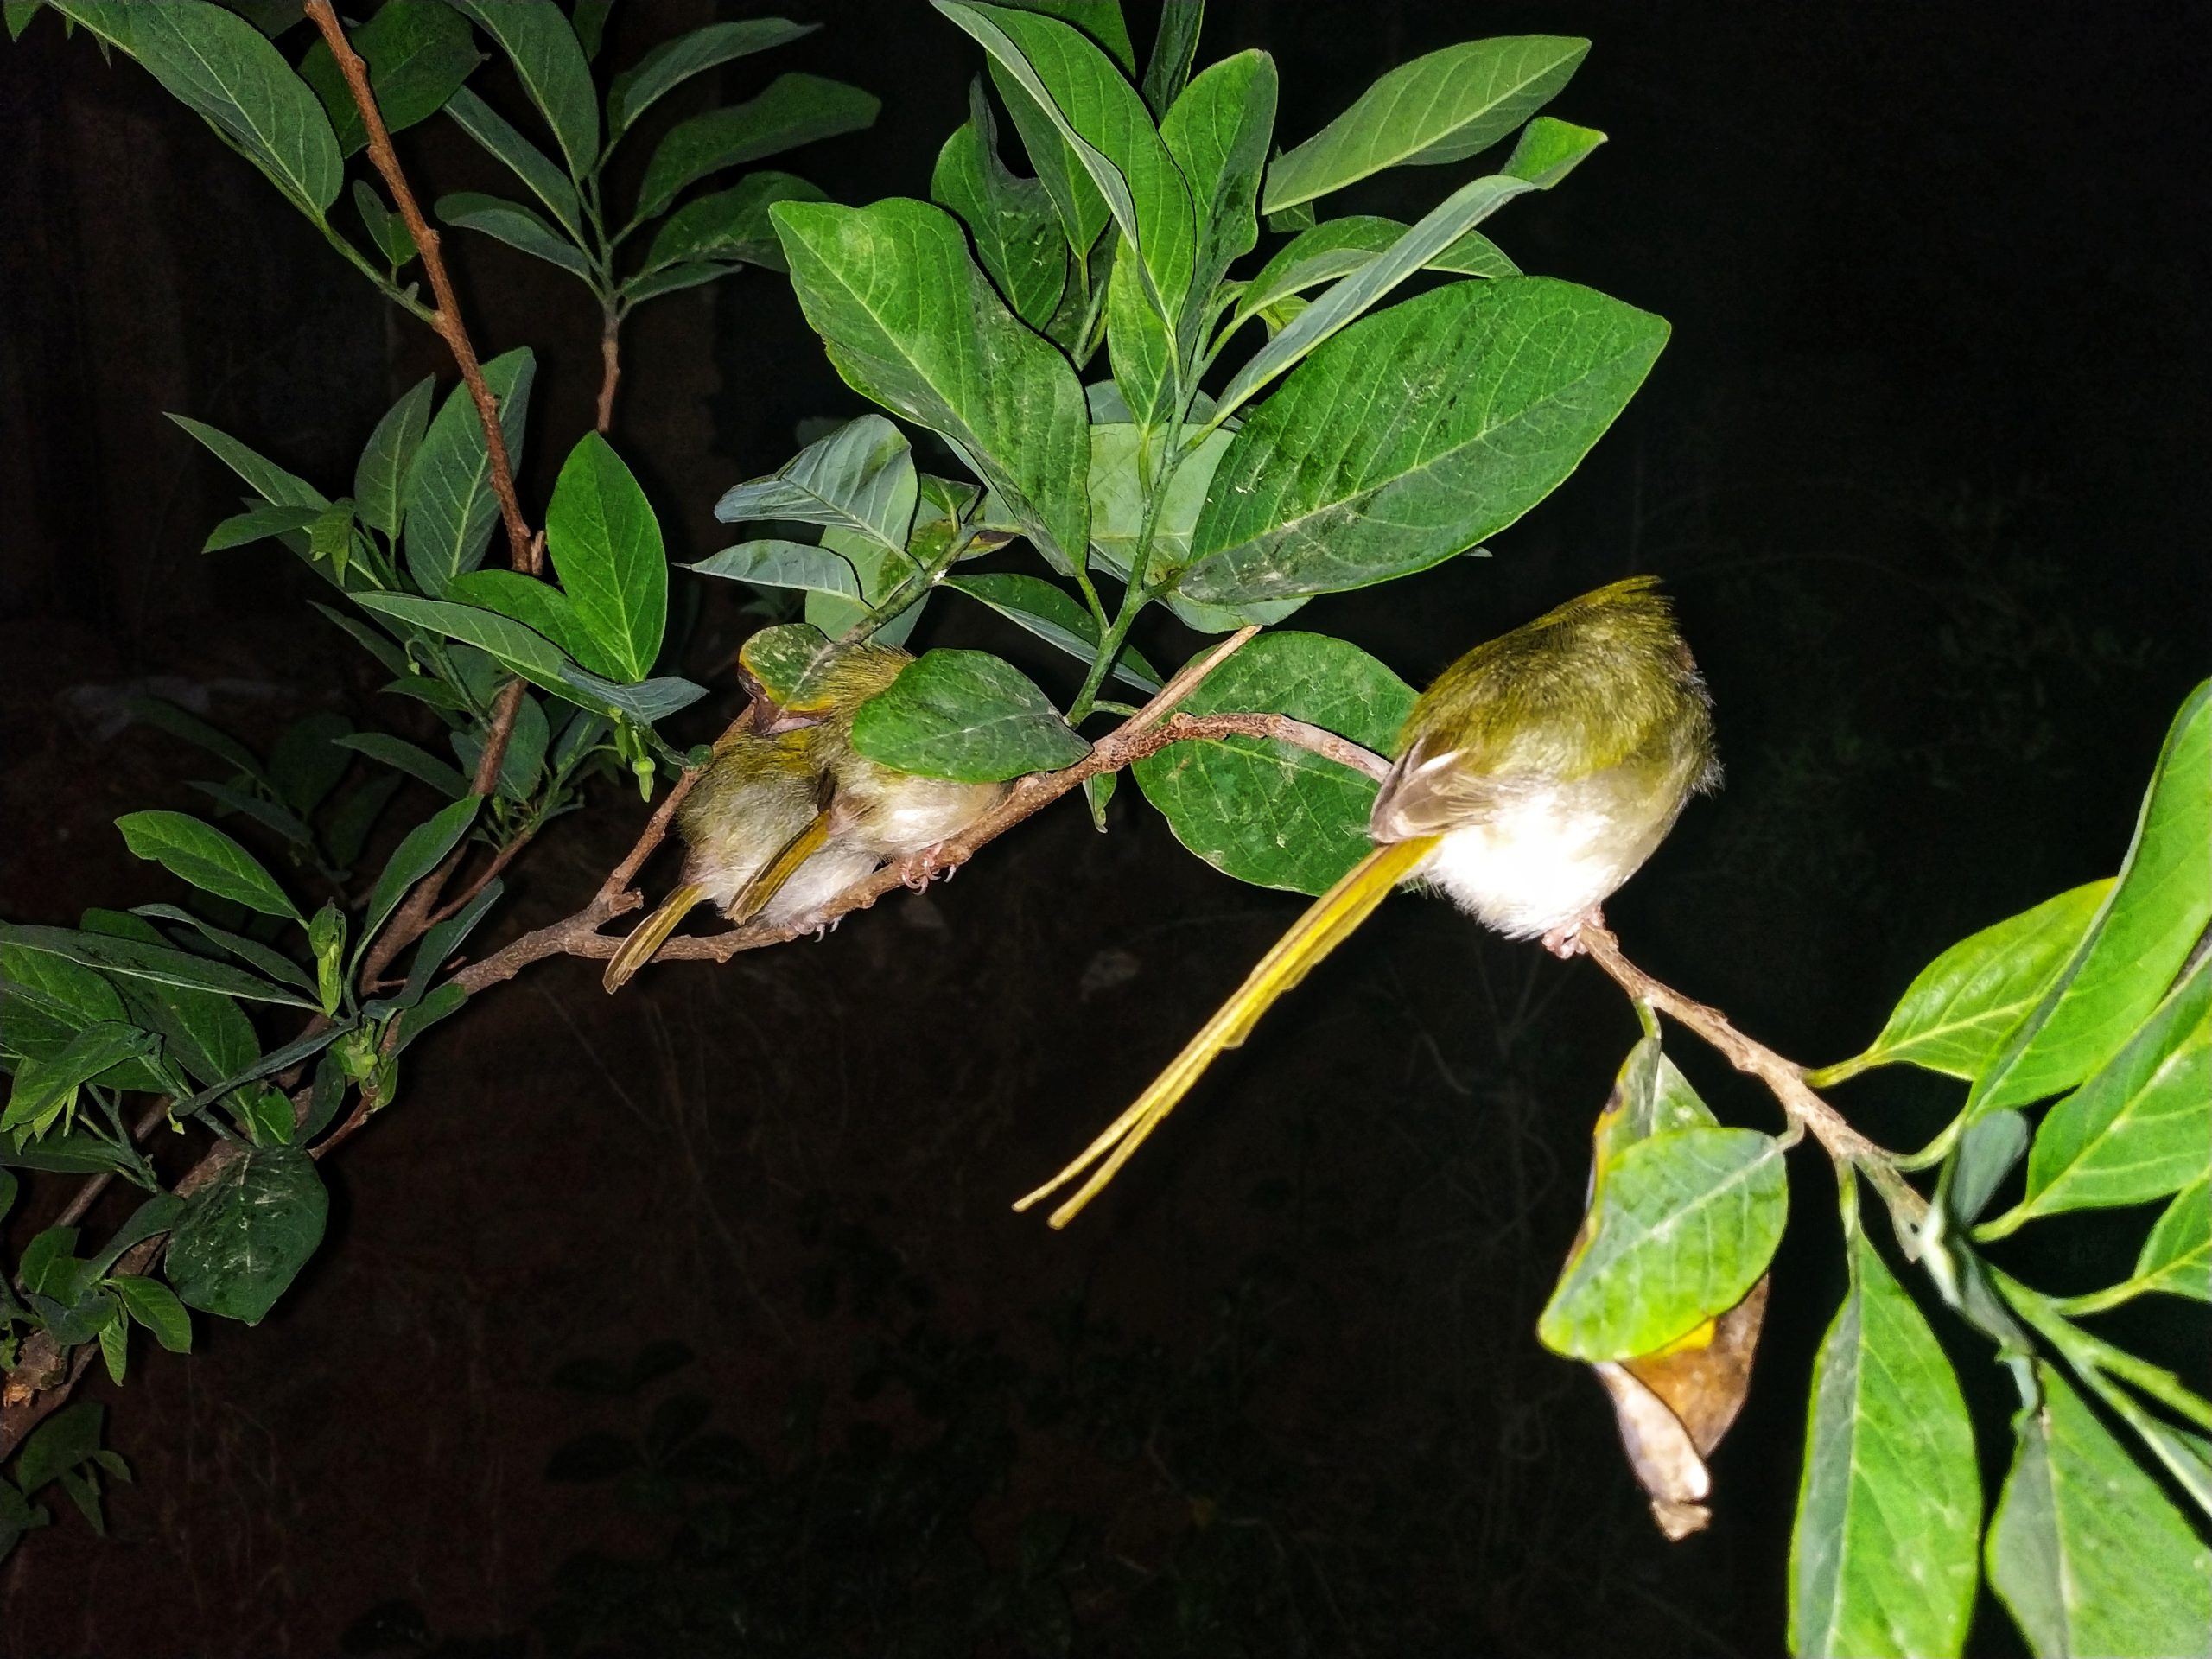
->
xmin=1593 ymin=1275 xmax=1770 ymax=1540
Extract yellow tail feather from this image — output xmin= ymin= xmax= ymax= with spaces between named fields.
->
xmin=1016 ymin=835 xmax=1438 ymax=1227
xmin=725 ymin=809 xmax=834 ymax=925
xmin=603 ymin=881 xmax=709 ymax=994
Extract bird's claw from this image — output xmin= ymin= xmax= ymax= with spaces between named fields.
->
xmin=895 ymin=843 xmax=961 ymax=891
xmin=1541 ymin=906 xmax=1602 ymax=960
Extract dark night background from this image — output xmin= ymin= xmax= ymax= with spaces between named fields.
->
xmin=2 ymin=1 xmax=2207 ymax=1653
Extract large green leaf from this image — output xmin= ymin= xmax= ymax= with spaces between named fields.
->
xmin=296 ymin=0 xmax=478 ymax=157
xmin=1996 ymin=956 xmax=2209 ymax=1227
xmin=772 ymin=197 xmax=1090 ymax=571
xmin=544 ymin=433 xmax=667 ymax=683
xmin=689 ymin=541 xmax=860 ymax=601
xmin=1086 ymin=421 xmax=1233 ymax=588
xmin=713 ymin=415 xmax=917 ymax=563
xmin=1131 ymin=632 xmax=1410 ymax=895
xmin=1 ymin=1022 xmax=157 ymax=1135
xmin=435 ymin=191 xmax=593 ymax=280
xmin=606 ymin=17 xmax=815 ymax=140
xmin=0 ymin=942 xmax=150 ymax=1092
xmin=353 ymin=375 xmax=436 ymax=538
xmin=114 ymin=810 xmax=301 ymax=922
xmin=1986 ymin=1363 xmax=2212 ymax=1657
xmin=1180 ymin=278 xmax=1667 ymax=603
xmin=166 ymin=1144 xmax=328 ymax=1325
xmin=169 ymin=414 xmax=327 ymax=510
xmin=931 ymin=81 xmax=1067 ymax=330
xmin=359 ymin=796 xmax=480 ymax=949
xmin=1262 ymin=35 xmax=1587 ymax=212
xmin=451 ymin=690 xmax=547 ymax=804
xmin=1823 ymin=882 xmax=2113 ymax=1084
xmin=0 ymin=924 xmax=314 ymax=1010
xmin=127 ymin=0 xmax=343 ymax=216
xmin=202 ymin=502 xmax=322 ymax=553
xmin=444 ymin=85 xmax=582 ymax=237
xmin=2129 ymin=1178 xmax=2211 ymax=1304
xmin=944 ymin=573 xmax=1159 ymax=692
xmin=1537 ymin=1127 xmax=1788 ymax=1361
xmin=639 ymin=171 xmax=823 ymax=276
xmin=1788 ymin=1231 xmax=1980 ymax=1659
xmin=82 ymin=911 xmax=262 ymax=1087
xmin=635 ymin=73 xmax=879 ymax=220
xmin=444 ymin=0 xmax=597 ymax=177
xmin=401 ymin=348 xmax=536 ymax=596
xmin=331 ymin=732 xmax=467 ymax=799
xmin=999 ymin=0 xmax=1133 ymax=70
xmin=849 ymin=650 xmax=1088 ymax=783
xmin=1970 ymin=681 xmax=2212 ymax=1118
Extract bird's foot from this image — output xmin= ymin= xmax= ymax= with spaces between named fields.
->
xmin=894 ymin=842 xmax=963 ymax=892
xmin=1541 ymin=906 xmax=1603 ymax=960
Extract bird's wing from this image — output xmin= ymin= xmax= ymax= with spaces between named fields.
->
xmin=1368 ymin=738 xmax=1512 ymax=842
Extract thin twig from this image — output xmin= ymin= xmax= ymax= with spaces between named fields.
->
xmin=596 ymin=309 xmax=621 ymax=434
xmin=1578 ymin=921 xmax=1926 ymax=1224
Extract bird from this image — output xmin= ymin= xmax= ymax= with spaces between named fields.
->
xmin=602 ymin=642 xmax=1005 ymax=992
xmin=1017 ymin=576 xmax=1719 ymax=1225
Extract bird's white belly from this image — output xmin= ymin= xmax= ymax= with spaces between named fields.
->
xmin=1414 ymin=791 xmax=1644 ymax=939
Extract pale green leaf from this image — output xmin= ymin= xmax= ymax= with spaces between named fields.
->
xmin=712 ymin=413 xmax=916 ymax=558
xmin=689 ymin=540 xmax=861 ymax=601
xmin=2131 ymin=1178 xmax=2211 ymax=1304
xmin=849 ymin=649 xmax=1088 ymax=782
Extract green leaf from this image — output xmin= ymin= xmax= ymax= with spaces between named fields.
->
xmin=352 ymin=178 xmax=416 ymax=267
xmin=166 ymin=1144 xmax=328 ymax=1325
xmin=0 ymin=924 xmax=314 ymax=1009
xmin=188 ymin=780 xmax=312 ymax=847
xmin=931 ymin=80 xmax=1067 ymax=330
xmin=997 ymin=0 xmax=1132 ymax=70
xmin=1996 ymin=956 xmax=2210 ymax=1227
xmin=1262 ymin=35 xmax=1587 ymax=212
xmin=331 ymin=732 xmax=467 ymax=798
xmin=1824 ymin=881 xmax=2113 ymax=1083
xmin=168 ymin=413 xmax=327 ymax=509
xmin=2 ymin=1022 xmax=156 ymax=1135
xmin=569 ymin=0 xmax=610 ymax=60
xmin=773 ymin=197 xmax=1090 ymax=572
xmin=2128 ymin=1177 xmax=2210 ymax=1304
xmin=296 ymin=0 xmax=478 ymax=157
xmin=606 ymin=17 xmax=815 ymax=141
xmin=640 ymin=171 xmax=823 ymax=276
xmin=1183 ymin=277 xmax=1668 ymax=603
xmin=128 ymin=0 xmax=342 ymax=216
xmin=1233 ymin=213 xmax=1517 ymax=332
xmin=400 ymin=347 xmax=537 ymax=596
xmin=169 ymin=1022 xmax=347 ymax=1118
xmin=544 ymin=432 xmax=667 ymax=683
xmin=122 ymin=695 xmax=269 ymax=785
xmin=267 ymin=709 xmax=354 ymax=813
xmin=444 ymin=85 xmax=582 ymax=238
xmin=1788 ymin=1230 xmax=1980 ymax=1658
xmin=1970 ymin=681 xmax=2212 ymax=1117
xmin=12 ymin=1402 xmax=105 ymax=1497
xmin=1499 ymin=114 xmax=1606 ymax=189
xmin=636 ymin=73 xmax=878 ymax=221
xmin=849 ymin=649 xmax=1088 ymax=783
xmin=359 ymin=796 xmax=480 ymax=949
xmin=442 ymin=569 xmax=607 ymax=677
xmin=201 ymin=501 xmax=321 ymax=553
xmin=1986 ymin=1363 xmax=2212 ymax=1657
xmin=617 ymin=260 xmax=733 ymax=304
xmin=111 ymin=1275 xmax=192 ymax=1352
xmin=689 ymin=540 xmax=860 ymax=601
xmin=944 ymin=573 xmax=1159 ymax=692
xmin=1131 ymin=632 xmax=1410 ymax=894
xmin=1161 ymin=49 xmax=1273 ymax=340
xmin=443 ymin=0 xmax=597 ymax=177
xmin=114 ymin=810 xmax=301 ymax=922
xmin=1139 ymin=0 xmax=1200 ymax=117
xmin=1085 ymin=420 xmax=1234 ymax=589
xmin=1213 ymin=173 xmax=1537 ymax=420
xmin=1536 ymin=1127 xmax=1788 ymax=1361
xmin=552 ymin=667 xmax=706 ymax=729
xmin=0 ymin=1133 xmax=148 ymax=1180
xmin=938 ymin=2 xmax=1192 ymax=334
xmin=131 ymin=905 xmax=315 ymax=995
xmin=713 ymin=414 xmax=917 ymax=561
xmin=435 ymin=190 xmax=592 ymax=280
xmin=393 ymin=878 xmax=502 ymax=1012
xmin=84 ymin=911 xmax=262 ymax=1088
xmin=0 ymin=942 xmax=155 ymax=1090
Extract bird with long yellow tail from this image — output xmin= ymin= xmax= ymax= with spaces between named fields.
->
xmin=1018 ymin=577 xmax=1720 ymax=1227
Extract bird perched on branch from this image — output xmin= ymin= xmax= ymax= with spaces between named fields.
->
xmin=602 ymin=643 xmax=1003 ymax=992
xmin=1019 ymin=576 xmax=1719 ymax=1225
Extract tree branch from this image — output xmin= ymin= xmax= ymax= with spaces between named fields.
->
xmin=304 ymin=1 xmax=535 ymax=574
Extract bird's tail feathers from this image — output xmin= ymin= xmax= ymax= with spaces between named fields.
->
xmin=1015 ymin=835 xmax=1437 ymax=1227
xmin=725 ymin=808 xmax=835 ymax=925
xmin=602 ymin=882 xmax=709 ymax=994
